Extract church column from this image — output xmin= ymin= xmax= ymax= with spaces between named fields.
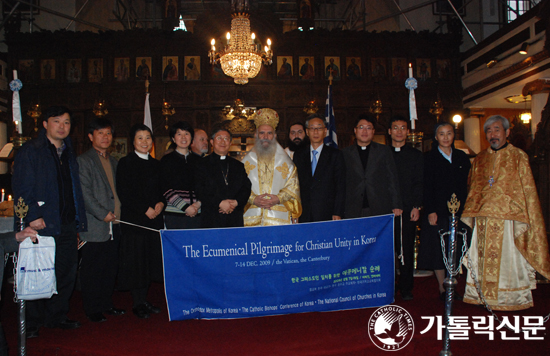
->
xmin=464 ymin=107 xmax=484 ymax=154
xmin=522 ymin=79 xmax=550 ymax=133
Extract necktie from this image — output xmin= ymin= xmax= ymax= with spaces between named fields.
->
xmin=311 ymin=150 xmax=318 ymax=175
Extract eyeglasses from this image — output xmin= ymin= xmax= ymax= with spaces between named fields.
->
xmin=356 ymin=125 xmax=374 ymax=130
xmin=307 ymin=126 xmax=325 ymax=132
xmin=215 ymin=136 xmax=231 ymax=142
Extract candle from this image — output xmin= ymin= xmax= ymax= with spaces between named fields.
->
xmin=8 ymin=195 xmax=12 ymax=201
xmin=1 ymin=189 xmax=4 ymax=202
xmin=13 ymin=70 xmax=17 ymax=80
xmin=408 ymin=63 xmax=412 ymax=78
xmin=210 ymin=39 xmax=215 ymax=51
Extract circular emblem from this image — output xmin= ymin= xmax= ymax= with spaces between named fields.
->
xmin=404 ymin=77 xmax=417 ymax=90
xmin=9 ymin=79 xmax=23 ymax=91
xmin=368 ymin=305 xmax=414 ymax=351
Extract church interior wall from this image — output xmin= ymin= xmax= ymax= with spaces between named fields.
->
xmin=3 ymin=27 xmax=463 ymax=156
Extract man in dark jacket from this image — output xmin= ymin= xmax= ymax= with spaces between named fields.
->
xmin=342 ymin=114 xmax=402 ymax=218
xmin=195 ymin=127 xmax=251 ymax=228
xmin=388 ymin=116 xmax=423 ymax=301
xmin=293 ymin=114 xmax=345 ymax=222
xmin=12 ymin=106 xmax=87 ymax=338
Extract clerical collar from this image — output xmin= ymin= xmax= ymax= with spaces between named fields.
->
xmin=492 ymin=142 xmax=508 ymax=152
xmin=357 ymin=144 xmax=369 ymax=151
xmin=135 ymin=151 xmax=149 ymax=160
xmin=175 ymin=148 xmax=189 ymax=157
xmin=393 ymin=146 xmax=402 ymax=152
xmin=220 ymin=155 xmax=226 ymax=160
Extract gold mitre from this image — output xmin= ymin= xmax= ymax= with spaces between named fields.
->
xmin=253 ymin=108 xmax=279 ymax=130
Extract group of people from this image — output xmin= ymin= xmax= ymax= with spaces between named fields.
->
xmin=1 ymin=105 xmax=549 ymax=352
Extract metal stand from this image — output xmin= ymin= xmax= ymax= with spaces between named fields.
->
xmin=440 ymin=214 xmax=457 ymax=356
xmin=439 ymin=193 xmax=465 ymax=356
xmin=14 ymin=197 xmax=28 ymax=356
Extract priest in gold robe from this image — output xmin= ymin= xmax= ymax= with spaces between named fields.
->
xmin=462 ymin=115 xmax=550 ymax=311
xmin=242 ymin=108 xmax=302 ymax=226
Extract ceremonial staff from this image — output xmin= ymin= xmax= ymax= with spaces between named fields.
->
xmin=14 ymin=197 xmax=29 ymax=356
xmin=440 ymin=193 xmax=467 ymax=356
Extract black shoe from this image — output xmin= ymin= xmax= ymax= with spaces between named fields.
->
xmin=26 ymin=327 xmax=39 ymax=339
xmin=132 ymin=304 xmax=150 ymax=319
xmin=143 ymin=302 xmax=161 ymax=314
xmin=53 ymin=319 xmax=81 ymax=330
xmin=87 ymin=312 xmax=107 ymax=323
xmin=104 ymin=307 xmax=126 ymax=316
xmin=402 ymin=292 xmax=413 ymax=301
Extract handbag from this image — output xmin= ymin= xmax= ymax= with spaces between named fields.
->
xmin=15 ymin=235 xmax=57 ymax=300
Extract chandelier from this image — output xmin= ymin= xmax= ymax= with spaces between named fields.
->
xmin=209 ymin=4 xmax=272 ymax=85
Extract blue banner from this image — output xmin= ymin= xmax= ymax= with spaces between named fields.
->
xmin=160 ymin=214 xmax=395 ymax=321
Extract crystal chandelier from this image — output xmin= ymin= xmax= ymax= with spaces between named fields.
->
xmin=209 ymin=3 xmax=272 ymax=85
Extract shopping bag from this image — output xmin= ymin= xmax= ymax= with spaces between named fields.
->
xmin=15 ymin=235 xmax=57 ymax=300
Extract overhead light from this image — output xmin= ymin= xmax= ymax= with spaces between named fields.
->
xmin=487 ymin=59 xmax=498 ymax=68
xmin=208 ymin=3 xmax=272 ymax=85
xmin=452 ymin=114 xmax=462 ymax=129
xmin=520 ymin=112 xmax=531 ymax=123
xmin=519 ymin=42 xmax=529 ymax=55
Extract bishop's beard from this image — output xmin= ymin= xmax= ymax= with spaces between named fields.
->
xmin=254 ymin=137 xmax=277 ymax=161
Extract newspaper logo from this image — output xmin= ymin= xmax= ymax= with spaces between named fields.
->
xmin=368 ymin=305 xmax=414 ymax=351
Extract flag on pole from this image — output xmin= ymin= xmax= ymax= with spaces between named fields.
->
xmin=10 ymin=70 xmax=23 ymax=134
xmin=324 ymin=84 xmax=338 ymax=148
xmin=144 ymin=91 xmax=156 ymax=158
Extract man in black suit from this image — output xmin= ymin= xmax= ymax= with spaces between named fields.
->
xmin=195 ymin=127 xmax=251 ymax=228
xmin=342 ymin=114 xmax=402 ymax=218
xmin=388 ymin=116 xmax=423 ymax=301
xmin=293 ymin=114 xmax=345 ymax=222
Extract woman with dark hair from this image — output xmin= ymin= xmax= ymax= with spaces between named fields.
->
xmin=116 ymin=124 xmax=165 ymax=319
xmin=160 ymin=121 xmax=201 ymax=229
xmin=417 ymin=122 xmax=471 ymax=301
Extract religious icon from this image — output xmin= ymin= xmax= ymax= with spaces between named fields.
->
xmin=324 ymin=57 xmax=340 ymax=80
xmin=88 ymin=59 xmax=103 ymax=83
xmin=277 ymin=56 xmax=293 ymax=79
xmin=66 ymin=59 xmax=82 ymax=83
xmin=391 ymin=58 xmax=407 ymax=83
xmin=184 ymin=56 xmax=201 ymax=81
xmin=371 ymin=58 xmax=386 ymax=79
xmin=162 ymin=56 xmax=179 ymax=81
xmin=40 ymin=59 xmax=55 ymax=80
xmin=346 ymin=57 xmax=361 ymax=81
xmin=436 ymin=59 xmax=451 ymax=80
xmin=299 ymin=56 xmax=315 ymax=80
xmin=114 ymin=57 xmax=130 ymax=82
xmin=18 ymin=59 xmax=34 ymax=83
xmin=136 ymin=57 xmax=152 ymax=80
xmin=416 ymin=58 xmax=431 ymax=82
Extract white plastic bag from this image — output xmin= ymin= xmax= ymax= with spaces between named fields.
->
xmin=16 ymin=235 xmax=57 ymax=300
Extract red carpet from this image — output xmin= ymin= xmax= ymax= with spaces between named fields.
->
xmin=2 ymin=275 xmax=549 ymax=355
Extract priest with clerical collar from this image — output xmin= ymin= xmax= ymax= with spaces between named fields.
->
xmin=194 ymin=127 xmax=251 ymax=228
xmin=242 ymin=108 xmax=302 ymax=226
xmin=462 ymin=115 xmax=550 ymax=311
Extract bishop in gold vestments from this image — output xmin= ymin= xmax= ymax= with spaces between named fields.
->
xmin=462 ymin=115 xmax=550 ymax=311
xmin=242 ymin=108 xmax=301 ymax=226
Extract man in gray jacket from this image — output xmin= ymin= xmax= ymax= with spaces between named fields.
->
xmin=78 ymin=118 xmax=125 ymax=322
